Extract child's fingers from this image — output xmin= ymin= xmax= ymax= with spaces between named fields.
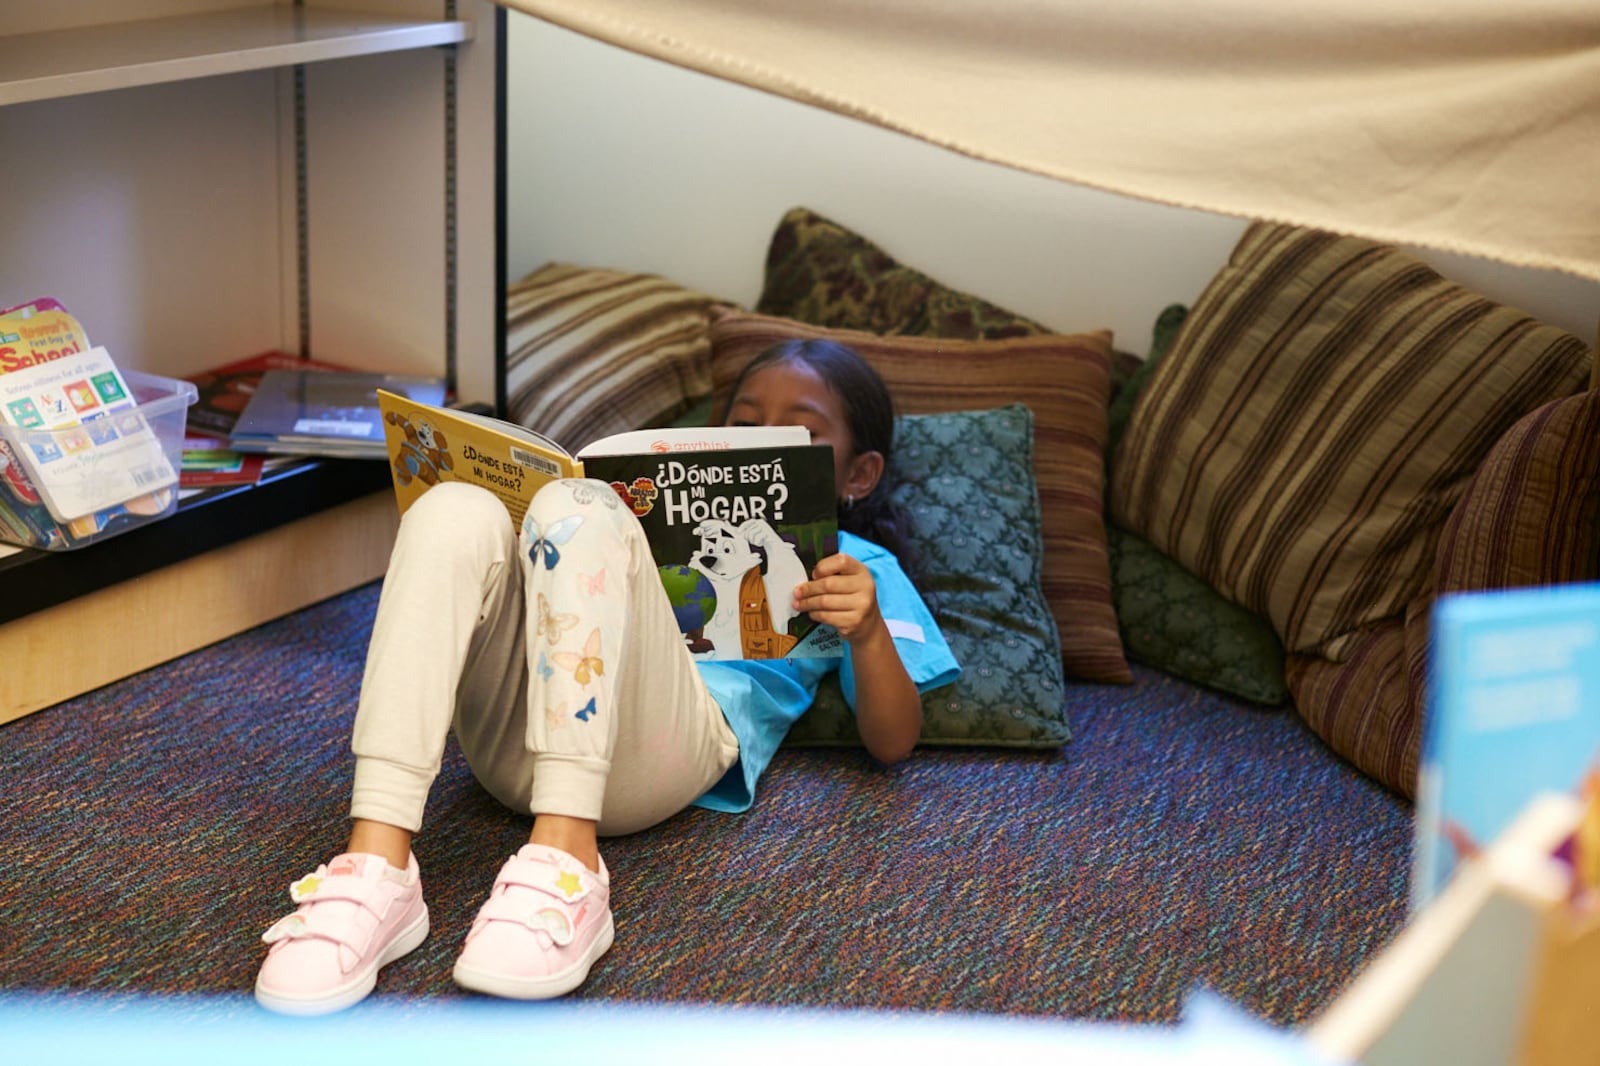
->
xmin=793 ymin=579 xmax=871 ymax=624
xmin=810 ymin=552 xmax=862 ymax=580
xmin=793 ymin=572 xmax=867 ymax=606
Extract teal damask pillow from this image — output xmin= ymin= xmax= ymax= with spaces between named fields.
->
xmin=785 ymin=404 xmax=1072 ymax=748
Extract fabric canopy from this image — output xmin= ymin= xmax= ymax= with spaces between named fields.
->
xmin=501 ymin=0 xmax=1600 ymax=284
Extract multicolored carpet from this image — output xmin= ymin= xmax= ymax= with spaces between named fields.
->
xmin=0 ymin=580 xmax=1411 ymax=1027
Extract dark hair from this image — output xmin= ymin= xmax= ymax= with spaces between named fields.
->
xmin=719 ymin=339 xmax=919 ymax=578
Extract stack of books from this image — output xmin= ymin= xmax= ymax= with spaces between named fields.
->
xmin=180 ymin=352 xmax=446 ymax=487
xmin=229 ymin=366 xmax=446 ymax=460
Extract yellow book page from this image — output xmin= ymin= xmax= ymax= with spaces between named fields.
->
xmin=375 ymin=390 xmax=582 ymax=531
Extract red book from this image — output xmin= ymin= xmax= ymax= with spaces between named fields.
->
xmin=178 ymin=433 xmax=267 ymax=489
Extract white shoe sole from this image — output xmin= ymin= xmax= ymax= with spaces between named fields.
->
xmin=254 ymin=905 xmax=430 ymax=1016
xmin=451 ymin=913 xmax=615 ymax=1000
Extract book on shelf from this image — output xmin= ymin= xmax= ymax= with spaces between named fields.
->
xmin=179 ymin=433 xmax=266 ymax=489
xmin=0 ymin=344 xmax=177 ymax=527
xmin=229 ymin=368 xmax=447 ymax=460
xmin=1412 ymin=582 xmax=1600 ymax=912
xmin=375 ymin=390 xmax=841 ymax=661
xmin=0 ymin=298 xmax=179 ymax=548
xmin=184 ymin=350 xmax=356 ymax=437
xmin=1 ymin=297 xmax=91 ymax=374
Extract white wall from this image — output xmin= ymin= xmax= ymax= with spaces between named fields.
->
xmin=506 ymin=16 xmax=1597 ymax=350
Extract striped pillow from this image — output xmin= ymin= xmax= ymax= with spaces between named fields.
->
xmin=1110 ymin=222 xmax=1591 ymax=659
xmin=1288 ymin=389 xmax=1600 ymax=798
xmin=1435 ymin=389 xmax=1600 ymax=594
xmin=1285 ymin=604 xmax=1430 ymax=799
xmin=504 ymin=263 xmax=733 ymax=452
xmin=707 ymin=307 xmax=1131 ymax=685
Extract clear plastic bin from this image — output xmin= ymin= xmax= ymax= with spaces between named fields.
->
xmin=0 ymin=370 xmax=198 ymax=551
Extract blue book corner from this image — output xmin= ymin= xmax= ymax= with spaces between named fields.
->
xmin=1413 ymin=582 xmax=1600 ymax=910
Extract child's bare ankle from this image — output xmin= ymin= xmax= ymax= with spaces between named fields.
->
xmin=347 ymin=819 xmax=414 ymax=871
xmin=528 ymin=815 xmax=600 ymax=873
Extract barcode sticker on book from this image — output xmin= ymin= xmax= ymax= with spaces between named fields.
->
xmin=510 ymin=446 xmax=562 ymax=478
xmin=293 ymin=419 xmax=374 ymax=438
xmin=130 ymin=462 xmax=168 ymax=487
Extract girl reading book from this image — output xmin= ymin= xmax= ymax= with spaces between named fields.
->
xmin=252 ymin=339 xmax=959 ymax=1014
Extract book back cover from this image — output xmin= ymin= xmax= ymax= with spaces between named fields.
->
xmin=1414 ymin=582 xmax=1600 ymax=910
xmin=376 ymin=389 xmax=580 ymax=531
xmin=185 ymin=351 xmax=354 ymax=436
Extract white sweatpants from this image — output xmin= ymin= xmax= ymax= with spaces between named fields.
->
xmin=348 ymin=479 xmax=739 ymax=836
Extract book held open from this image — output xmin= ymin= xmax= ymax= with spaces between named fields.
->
xmin=375 ymin=390 xmax=840 ymax=661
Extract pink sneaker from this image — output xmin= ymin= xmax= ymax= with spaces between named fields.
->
xmin=451 ymin=844 xmax=615 ymax=1000
xmin=254 ymin=852 xmax=429 ymax=1015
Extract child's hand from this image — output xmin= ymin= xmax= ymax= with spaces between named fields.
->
xmin=797 ymin=552 xmax=922 ymax=764
xmin=792 ymin=552 xmax=882 ymax=645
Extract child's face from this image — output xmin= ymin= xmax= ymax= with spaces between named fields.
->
xmin=726 ymin=359 xmax=856 ymax=499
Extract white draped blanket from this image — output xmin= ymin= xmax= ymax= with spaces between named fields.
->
xmin=502 ymin=0 xmax=1600 ymax=283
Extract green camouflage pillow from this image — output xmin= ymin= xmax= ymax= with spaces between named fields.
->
xmin=1106 ymin=303 xmax=1189 ymax=464
xmin=786 ymin=404 xmax=1071 ymax=747
xmin=757 ymin=206 xmax=1048 ymax=340
xmin=1107 ymin=526 xmax=1289 ymax=705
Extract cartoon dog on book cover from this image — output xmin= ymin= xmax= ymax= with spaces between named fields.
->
xmin=689 ymin=517 xmax=809 ymax=659
xmin=386 ymin=410 xmax=453 ymax=488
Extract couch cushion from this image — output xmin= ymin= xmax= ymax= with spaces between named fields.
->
xmin=708 ymin=307 xmax=1130 ymax=685
xmin=788 ymin=405 xmax=1071 ymax=747
xmin=757 ymin=206 xmax=1047 ymax=340
xmin=1105 ymin=303 xmax=1189 ymax=465
xmin=1110 ymin=221 xmax=1591 ymax=660
xmin=504 ymin=263 xmax=733 ymax=452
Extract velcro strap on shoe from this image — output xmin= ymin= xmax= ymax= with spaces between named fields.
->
xmin=475 ymin=897 xmax=576 ymax=945
xmin=497 ymin=859 xmax=593 ymax=904
xmin=259 ymin=904 xmax=370 ymax=954
xmin=291 ymin=879 xmax=388 ymax=909
xmin=260 ymin=913 xmax=311 ymax=945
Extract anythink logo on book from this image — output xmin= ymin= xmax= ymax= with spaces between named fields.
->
xmin=644 ymin=436 xmax=740 ymax=453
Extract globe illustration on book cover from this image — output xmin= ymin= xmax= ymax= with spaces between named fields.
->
xmin=659 ymin=563 xmax=717 ymax=654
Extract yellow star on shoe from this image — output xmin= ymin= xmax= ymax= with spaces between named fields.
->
xmin=554 ymin=870 xmax=582 ymax=898
xmin=289 ymin=873 xmax=322 ymax=902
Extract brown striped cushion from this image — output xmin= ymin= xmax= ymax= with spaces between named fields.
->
xmin=1110 ymin=222 xmax=1591 ymax=660
xmin=1434 ymin=389 xmax=1600 ymax=594
xmin=1285 ymin=601 xmax=1430 ymax=799
xmin=707 ymin=307 xmax=1131 ymax=685
xmin=505 ymin=263 xmax=734 ymax=452
xmin=1280 ymin=392 xmax=1600 ymax=798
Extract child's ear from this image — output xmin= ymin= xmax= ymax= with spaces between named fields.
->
xmin=843 ymin=449 xmax=885 ymax=502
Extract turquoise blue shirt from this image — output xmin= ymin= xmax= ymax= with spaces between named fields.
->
xmin=693 ymin=531 xmax=960 ymax=813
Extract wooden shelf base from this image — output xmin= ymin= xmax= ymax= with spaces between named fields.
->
xmin=0 ymin=490 xmax=398 ymax=725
